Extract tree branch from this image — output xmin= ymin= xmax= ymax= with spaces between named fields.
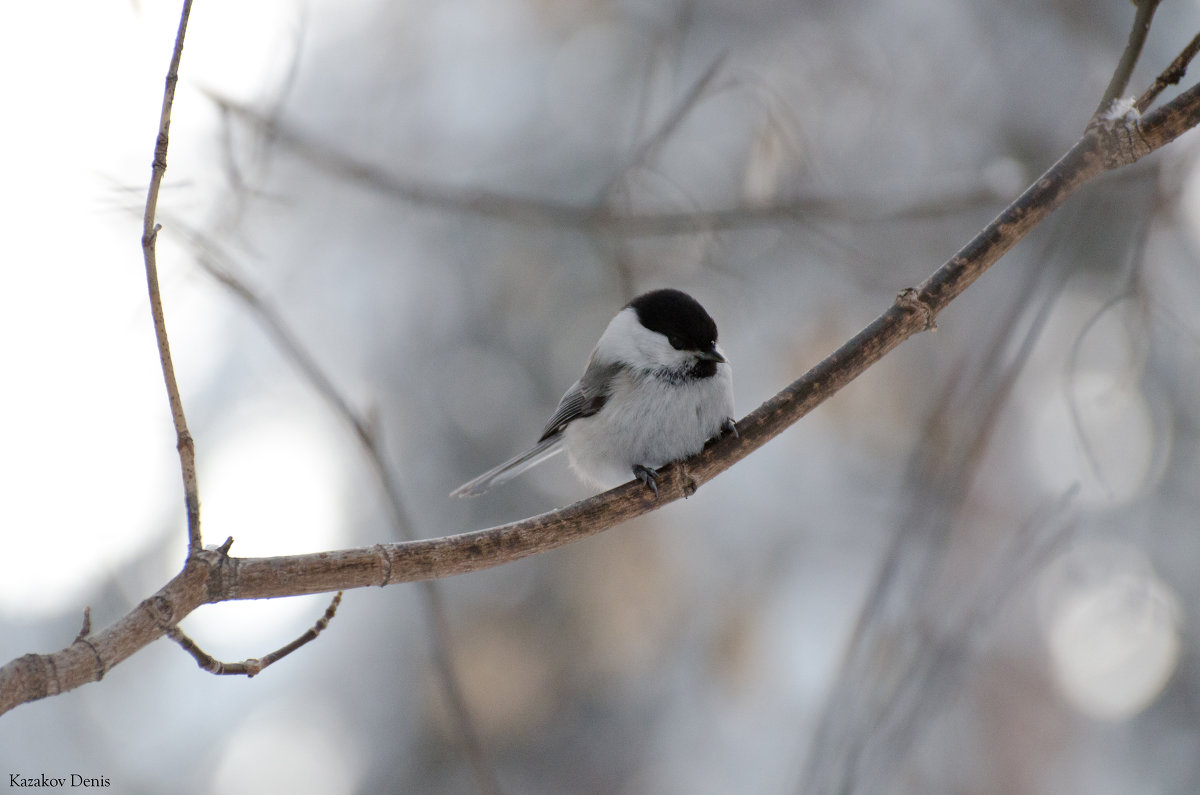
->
xmin=1136 ymin=30 xmax=1200 ymax=112
xmin=180 ymin=237 xmax=502 ymax=794
xmin=1095 ymin=0 xmax=1161 ymax=115
xmin=6 ymin=10 xmax=1200 ymax=719
xmin=165 ymin=591 xmax=343 ymax=677
xmin=140 ymin=0 xmax=201 ymax=556
xmin=201 ymin=89 xmax=1007 ymax=236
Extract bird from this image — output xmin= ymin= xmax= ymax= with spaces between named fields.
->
xmin=451 ymin=288 xmax=735 ymax=498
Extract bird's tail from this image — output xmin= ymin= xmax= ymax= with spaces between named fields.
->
xmin=450 ymin=436 xmax=564 ymax=497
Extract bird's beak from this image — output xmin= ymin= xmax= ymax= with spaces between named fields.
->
xmin=696 ymin=348 xmax=726 ymax=364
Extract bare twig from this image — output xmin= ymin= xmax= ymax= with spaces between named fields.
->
xmin=1095 ymin=0 xmax=1161 ymax=116
xmin=141 ymin=0 xmax=201 ymax=556
xmin=1064 ymin=208 xmax=1155 ymax=498
xmin=201 ymin=90 xmax=1004 ymax=237
xmin=74 ymin=608 xmax=92 ymax=642
xmin=594 ymin=54 xmax=728 ymax=296
xmin=801 ymin=228 xmax=1075 ymax=793
xmin=176 ymin=232 xmax=502 ymax=794
xmin=597 ymin=54 xmax=727 ymax=203
xmin=1136 ymin=30 xmax=1200 ymax=111
xmin=804 ymin=7 xmax=1184 ymax=789
xmin=841 ymin=494 xmax=1078 ymax=794
xmin=165 ymin=592 xmax=343 ymax=677
xmin=211 ymin=5 xmax=307 ymax=230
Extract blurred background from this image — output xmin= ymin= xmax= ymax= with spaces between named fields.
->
xmin=3 ymin=0 xmax=1200 ymax=792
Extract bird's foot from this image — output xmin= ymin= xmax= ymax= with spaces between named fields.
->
xmin=632 ymin=464 xmax=659 ymax=497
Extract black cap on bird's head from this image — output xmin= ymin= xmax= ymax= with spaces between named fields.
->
xmin=627 ymin=289 xmax=722 ymax=360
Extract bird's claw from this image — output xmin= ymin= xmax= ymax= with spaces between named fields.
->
xmin=722 ymin=417 xmax=738 ymax=438
xmin=633 ymin=464 xmax=660 ymax=498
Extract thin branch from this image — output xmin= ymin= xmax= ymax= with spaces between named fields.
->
xmin=74 ymin=608 xmax=92 ymax=643
xmin=1136 ymin=30 xmax=1200 ymax=112
xmin=134 ymin=4 xmax=494 ymax=784
xmin=176 ymin=230 xmax=502 ymax=794
xmin=593 ymin=54 xmax=727 ymax=297
xmin=141 ymin=0 xmax=201 ymax=556
xmin=166 ymin=592 xmax=343 ymax=677
xmin=801 ymin=233 xmax=1074 ymax=793
xmin=805 ymin=8 xmax=1181 ymax=788
xmin=1063 ymin=200 xmax=1155 ymax=499
xmin=596 ymin=54 xmax=727 ymax=203
xmin=200 ymin=90 xmax=1005 ymax=237
xmin=210 ymin=7 xmax=307 ymax=231
xmin=1095 ymin=0 xmax=1161 ymax=116
xmin=135 ymin=6 xmax=493 ymax=779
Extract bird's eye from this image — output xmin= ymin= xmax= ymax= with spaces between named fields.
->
xmin=667 ymin=335 xmax=684 ymax=350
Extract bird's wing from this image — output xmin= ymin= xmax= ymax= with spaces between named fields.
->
xmin=538 ymin=359 xmax=622 ymax=441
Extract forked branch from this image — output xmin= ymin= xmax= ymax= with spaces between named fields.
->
xmin=4 ymin=7 xmax=1200 ymax=717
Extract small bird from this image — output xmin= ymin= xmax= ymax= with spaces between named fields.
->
xmin=451 ymin=288 xmax=736 ymax=498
